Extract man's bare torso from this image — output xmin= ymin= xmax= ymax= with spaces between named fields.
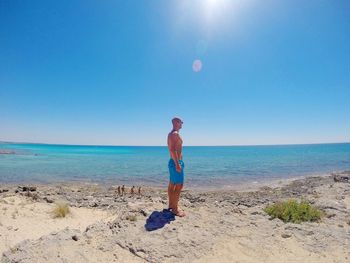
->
xmin=167 ymin=130 xmax=183 ymax=161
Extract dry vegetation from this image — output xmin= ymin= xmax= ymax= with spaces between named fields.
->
xmin=52 ymin=201 xmax=70 ymax=218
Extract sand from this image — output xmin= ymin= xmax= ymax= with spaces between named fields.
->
xmin=0 ymin=195 xmax=115 ymax=256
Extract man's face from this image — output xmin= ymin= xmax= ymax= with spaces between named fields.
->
xmin=176 ymin=120 xmax=183 ymax=130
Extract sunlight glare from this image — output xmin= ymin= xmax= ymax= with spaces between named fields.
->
xmin=203 ymin=0 xmax=231 ymax=22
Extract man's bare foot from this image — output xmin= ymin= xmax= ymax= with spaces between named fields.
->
xmin=173 ymin=208 xmax=186 ymax=217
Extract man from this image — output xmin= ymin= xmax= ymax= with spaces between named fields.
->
xmin=167 ymin=117 xmax=185 ymax=217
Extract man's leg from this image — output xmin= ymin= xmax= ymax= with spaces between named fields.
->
xmin=168 ymin=182 xmax=175 ymax=210
xmin=173 ymin=184 xmax=185 ymax=217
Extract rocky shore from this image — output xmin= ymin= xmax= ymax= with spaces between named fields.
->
xmin=0 ymin=150 xmax=16 ymax=155
xmin=1 ymin=172 xmax=349 ymax=263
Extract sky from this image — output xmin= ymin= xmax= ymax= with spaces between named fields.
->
xmin=1 ymin=0 xmax=349 ymax=146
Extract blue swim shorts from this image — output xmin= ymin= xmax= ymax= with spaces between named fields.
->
xmin=168 ymin=159 xmax=185 ymax=184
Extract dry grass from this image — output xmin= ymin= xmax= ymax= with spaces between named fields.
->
xmin=52 ymin=201 xmax=70 ymax=218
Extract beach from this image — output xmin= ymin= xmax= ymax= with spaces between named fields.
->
xmin=1 ymin=172 xmax=349 ymax=263
xmin=2 ymin=0 xmax=350 ymax=262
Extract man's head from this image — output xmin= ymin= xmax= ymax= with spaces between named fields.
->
xmin=172 ymin=117 xmax=183 ymax=131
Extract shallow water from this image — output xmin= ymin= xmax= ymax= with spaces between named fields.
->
xmin=0 ymin=142 xmax=349 ymax=187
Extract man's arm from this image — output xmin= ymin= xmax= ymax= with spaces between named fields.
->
xmin=169 ymin=134 xmax=182 ymax=172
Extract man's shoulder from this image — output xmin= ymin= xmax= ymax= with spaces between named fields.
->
xmin=169 ymin=131 xmax=179 ymax=136
xmin=168 ymin=131 xmax=180 ymax=139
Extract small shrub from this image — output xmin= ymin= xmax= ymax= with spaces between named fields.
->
xmin=53 ymin=201 xmax=70 ymax=218
xmin=264 ymin=199 xmax=323 ymax=223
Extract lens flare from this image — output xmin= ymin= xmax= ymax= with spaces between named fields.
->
xmin=192 ymin=59 xmax=202 ymax=72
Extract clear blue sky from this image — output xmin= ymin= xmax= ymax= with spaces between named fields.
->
xmin=1 ymin=0 xmax=349 ymax=146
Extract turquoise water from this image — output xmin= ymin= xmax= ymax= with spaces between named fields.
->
xmin=0 ymin=142 xmax=350 ymax=187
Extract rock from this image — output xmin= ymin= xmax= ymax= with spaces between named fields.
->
xmin=89 ymin=202 xmax=98 ymax=207
xmin=332 ymin=171 xmax=350 ymax=183
xmin=285 ymin=225 xmax=302 ymax=231
xmin=20 ymin=186 xmax=37 ymax=192
xmin=326 ymin=213 xmax=336 ymax=218
xmin=72 ymin=235 xmax=79 ymax=241
xmin=139 ymin=209 xmax=148 ymax=216
xmin=83 ymin=196 xmax=94 ymax=201
xmin=150 ymin=197 xmax=163 ymax=203
xmin=0 ymin=150 xmax=16 ymax=154
xmin=25 ymin=192 xmax=39 ymax=200
xmin=2 ymin=229 xmax=82 ymax=262
xmin=43 ymin=197 xmax=54 ymax=203
xmin=305 ymin=230 xmax=314 ymax=236
xmin=281 ymin=233 xmax=292 ymax=238
xmin=318 ymin=200 xmax=347 ymax=213
xmin=183 ymin=193 xmax=206 ymax=203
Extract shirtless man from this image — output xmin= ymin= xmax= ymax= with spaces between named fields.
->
xmin=167 ymin=117 xmax=185 ymax=217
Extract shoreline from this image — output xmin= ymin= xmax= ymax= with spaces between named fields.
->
xmin=0 ymin=171 xmax=338 ymax=192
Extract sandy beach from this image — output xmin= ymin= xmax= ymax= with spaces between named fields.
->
xmin=1 ymin=172 xmax=349 ymax=263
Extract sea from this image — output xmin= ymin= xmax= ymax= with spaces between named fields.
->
xmin=0 ymin=142 xmax=349 ymax=188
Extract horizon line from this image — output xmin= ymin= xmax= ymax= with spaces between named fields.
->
xmin=1 ymin=140 xmax=350 ymax=148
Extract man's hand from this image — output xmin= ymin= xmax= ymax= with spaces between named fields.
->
xmin=176 ymin=165 xmax=182 ymax=173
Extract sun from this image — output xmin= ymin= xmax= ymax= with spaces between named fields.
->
xmin=204 ymin=0 xmax=229 ymax=10
xmin=202 ymin=0 xmax=232 ymax=23
xmin=176 ymin=0 xmax=248 ymax=34
xmin=205 ymin=0 xmax=222 ymax=7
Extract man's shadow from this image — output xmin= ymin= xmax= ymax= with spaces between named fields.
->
xmin=145 ymin=209 xmax=176 ymax=231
